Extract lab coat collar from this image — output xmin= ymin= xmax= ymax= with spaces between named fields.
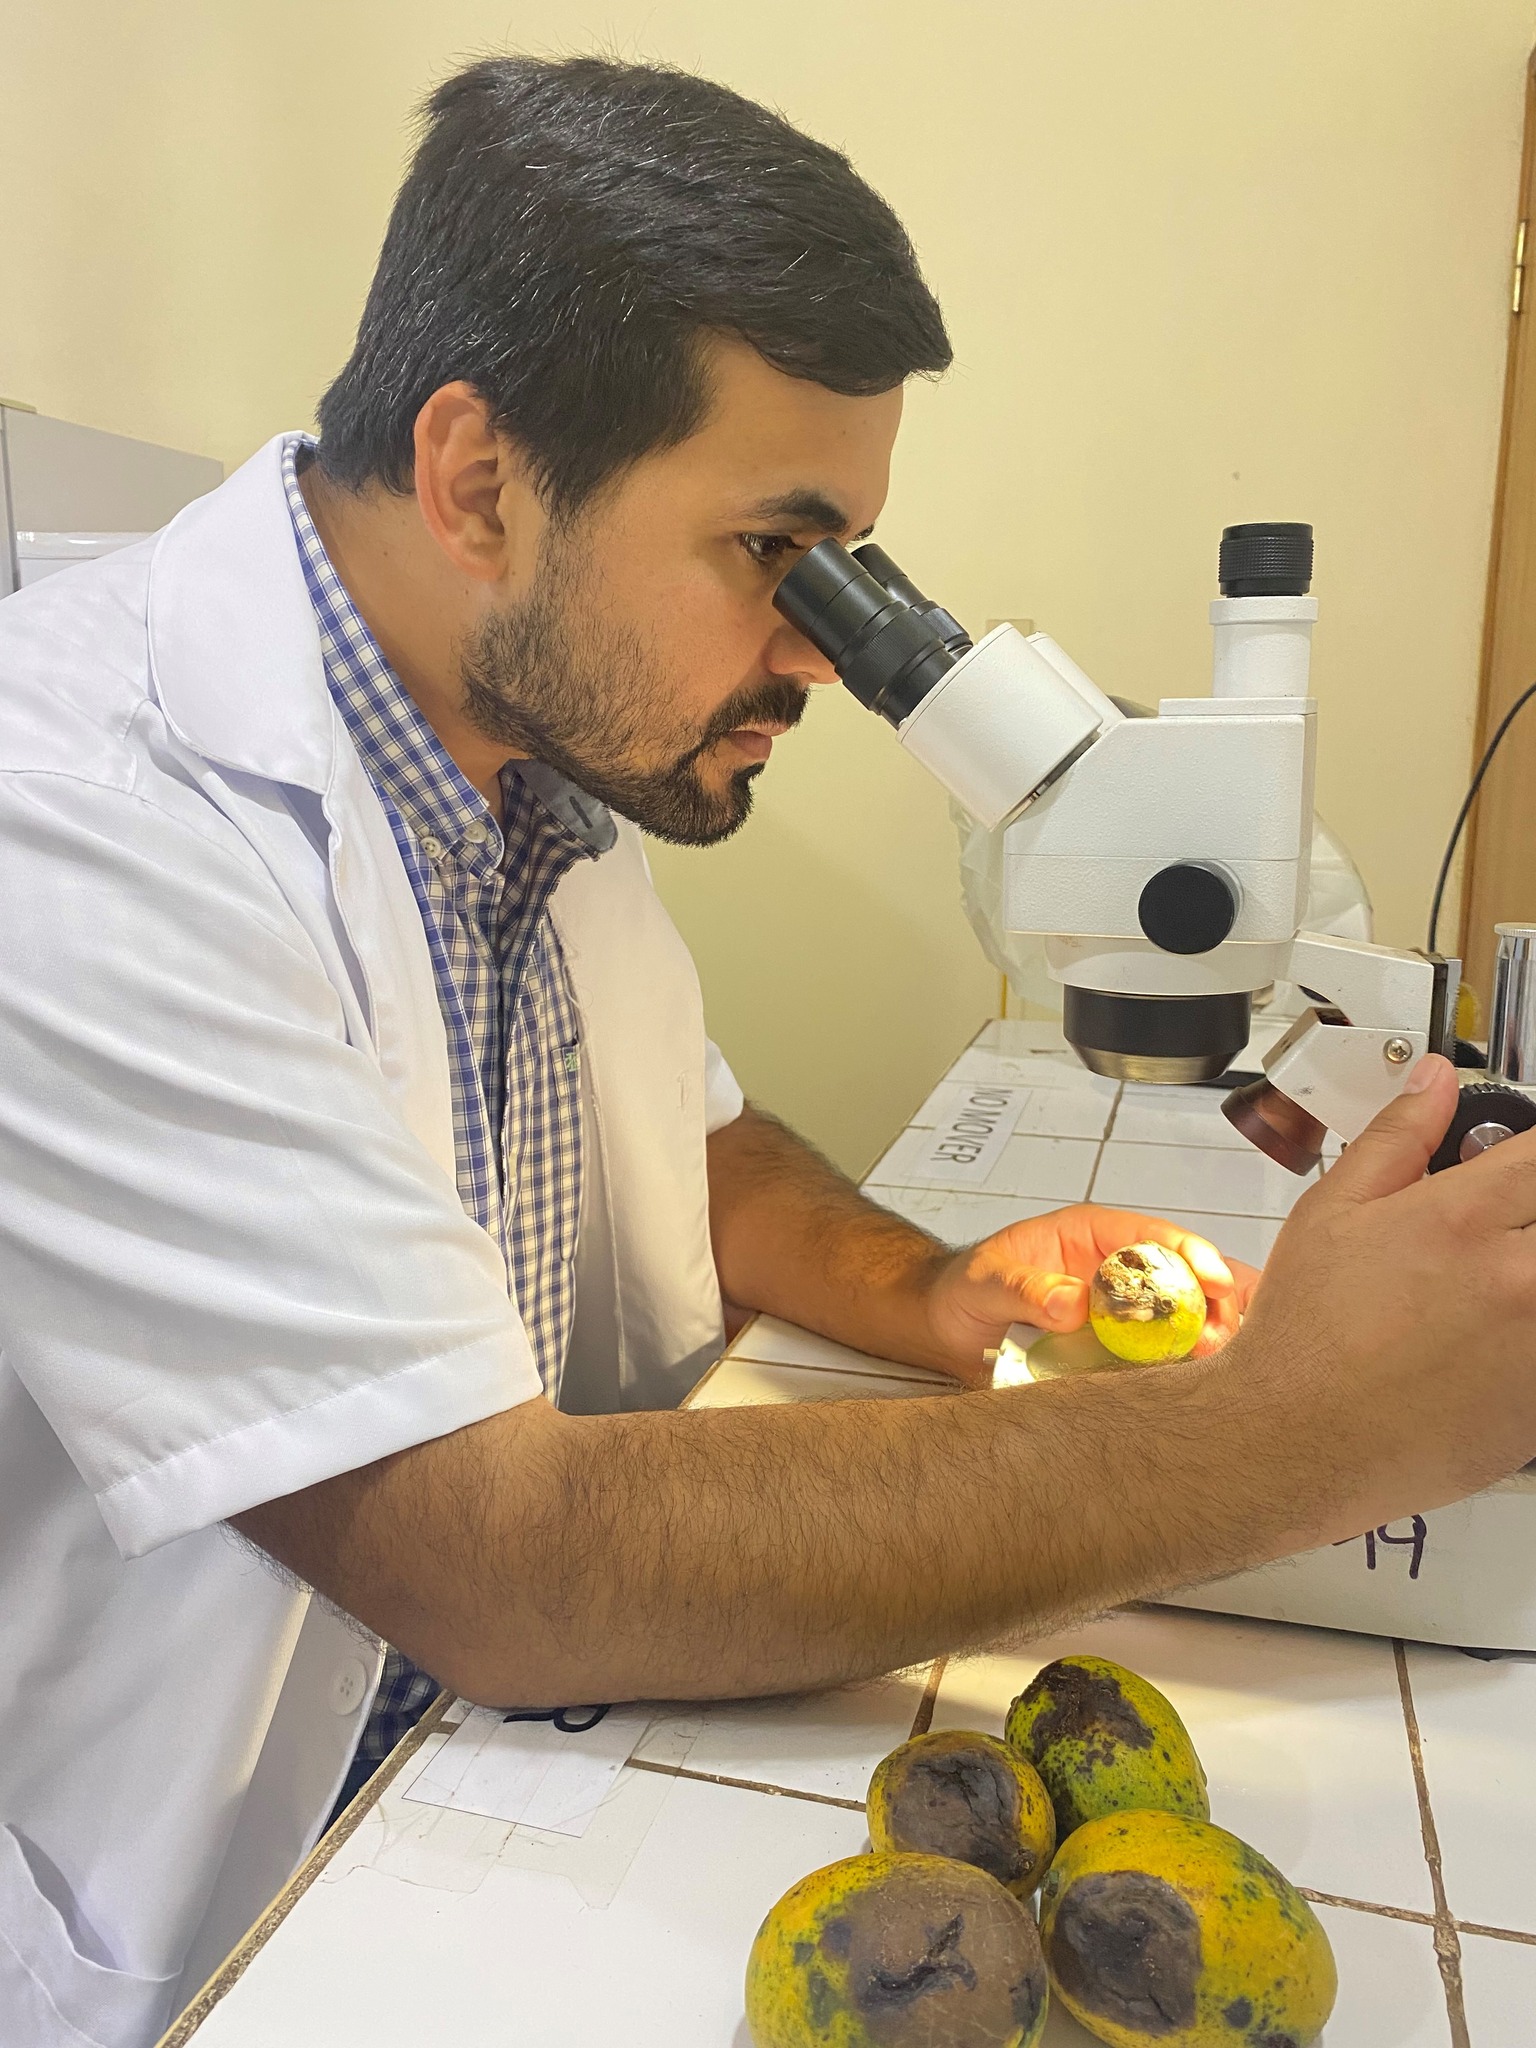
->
xmin=146 ymin=434 xmax=338 ymax=794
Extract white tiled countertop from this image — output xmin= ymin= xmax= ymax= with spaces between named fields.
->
xmin=165 ymin=1021 xmax=1536 ymax=2048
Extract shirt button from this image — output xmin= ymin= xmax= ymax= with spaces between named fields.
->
xmin=330 ymin=1658 xmax=371 ymax=1716
xmin=419 ymin=835 xmax=444 ymax=861
xmin=464 ymin=820 xmax=489 ymax=847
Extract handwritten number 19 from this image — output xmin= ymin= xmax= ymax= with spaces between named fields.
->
xmin=1334 ymin=1516 xmax=1428 ymax=1581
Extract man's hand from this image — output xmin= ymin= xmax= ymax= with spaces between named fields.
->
xmin=923 ymin=1207 xmax=1259 ymax=1385
xmin=706 ymin=1101 xmax=1255 ymax=1382
xmin=1211 ymin=1053 xmax=1536 ymax=1532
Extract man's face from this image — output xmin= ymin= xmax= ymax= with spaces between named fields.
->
xmin=461 ymin=338 xmax=904 ymax=844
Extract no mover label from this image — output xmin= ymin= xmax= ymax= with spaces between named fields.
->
xmin=906 ymin=1085 xmax=1029 ymax=1187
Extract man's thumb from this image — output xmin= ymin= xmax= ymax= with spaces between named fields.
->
xmin=1013 ymin=1271 xmax=1087 ymax=1331
xmin=1323 ymin=1053 xmax=1459 ymax=1202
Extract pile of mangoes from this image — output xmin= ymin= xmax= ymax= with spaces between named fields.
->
xmin=744 ymin=1653 xmax=1336 ymax=2047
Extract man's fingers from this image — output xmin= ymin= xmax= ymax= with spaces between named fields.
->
xmin=1054 ymin=1206 xmax=1236 ymax=1296
xmin=1321 ymin=1054 xmax=1458 ymax=1205
xmin=1010 ymin=1270 xmax=1088 ymax=1330
xmin=1190 ymin=1289 xmax=1242 ymax=1356
xmin=1156 ymin=1230 xmax=1235 ymax=1299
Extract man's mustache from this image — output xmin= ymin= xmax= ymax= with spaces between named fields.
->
xmin=689 ymin=679 xmax=810 ymax=760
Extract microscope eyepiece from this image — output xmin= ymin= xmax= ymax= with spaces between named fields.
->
xmin=1218 ymin=521 xmax=1313 ymax=599
xmin=773 ymin=538 xmax=966 ymax=727
xmin=851 ymin=544 xmax=973 ymax=658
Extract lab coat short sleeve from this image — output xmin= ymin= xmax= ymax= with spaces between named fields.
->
xmin=703 ymin=1037 xmax=744 ymax=1135
xmin=0 ymin=769 xmax=543 ymax=1560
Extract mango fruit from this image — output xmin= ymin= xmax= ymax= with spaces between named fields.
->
xmin=1089 ymin=1244 xmax=1205 ymax=1365
xmin=1038 ymin=1809 xmax=1337 ymax=2047
xmin=745 ymin=1850 xmax=1048 ymax=2048
xmin=1004 ymin=1655 xmax=1208 ymax=1839
xmin=867 ymin=1730 xmax=1057 ymax=1898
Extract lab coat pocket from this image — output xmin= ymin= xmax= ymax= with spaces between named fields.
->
xmin=0 ymin=1823 xmax=175 ymax=2048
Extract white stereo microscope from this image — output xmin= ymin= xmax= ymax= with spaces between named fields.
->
xmin=775 ymin=524 xmax=1534 ymax=1175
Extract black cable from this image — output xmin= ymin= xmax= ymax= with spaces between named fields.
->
xmin=1427 ymin=677 xmax=1536 ymax=955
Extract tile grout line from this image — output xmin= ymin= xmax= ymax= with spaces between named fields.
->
xmin=908 ymin=1656 xmax=948 ymax=1738
xmin=1456 ymin=1921 xmax=1536 ymax=1950
xmin=627 ymin=1756 xmax=867 ymax=1814
xmin=1081 ymin=1082 xmax=1122 ymax=1201
xmin=1395 ymin=1639 xmax=1472 ymax=2048
xmin=1299 ymin=1888 xmax=1437 ymax=1929
xmin=884 ymin=1192 xmax=1297 ymax=1225
xmin=870 ymin=1178 xmax=1294 ymax=1224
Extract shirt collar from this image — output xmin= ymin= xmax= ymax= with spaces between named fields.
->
xmin=282 ymin=435 xmax=614 ymax=873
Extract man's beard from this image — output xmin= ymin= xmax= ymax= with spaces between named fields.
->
xmin=461 ymin=543 xmax=807 ymax=847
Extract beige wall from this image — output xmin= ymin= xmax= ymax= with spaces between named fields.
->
xmin=3 ymin=0 xmax=1532 ymax=1172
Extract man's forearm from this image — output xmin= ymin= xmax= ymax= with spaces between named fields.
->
xmin=236 ymin=1062 xmax=1536 ymax=1715
xmin=706 ymin=1102 xmax=956 ymax=1370
xmin=235 ymin=1349 xmax=1321 ymax=1710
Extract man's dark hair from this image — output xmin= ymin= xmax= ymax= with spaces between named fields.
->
xmin=316 ymin=55 xmax=951 ymax=514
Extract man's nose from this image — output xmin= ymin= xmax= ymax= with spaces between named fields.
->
xmin=765 ymin=620 xmax=840 ymax=688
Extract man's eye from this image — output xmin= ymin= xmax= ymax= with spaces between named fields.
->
xmin=739 ymin=532 xmax=798 ymax=569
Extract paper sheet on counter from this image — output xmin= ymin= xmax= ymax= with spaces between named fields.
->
xmin=403 ymin=1704 xmax=652 ymax=1836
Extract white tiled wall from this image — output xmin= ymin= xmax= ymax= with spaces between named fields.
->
xmin=1090 ymin=1139 xmax=1314 ymax=1219
xmin=1404 ymin=1643 xmax=1536 ymax=1937
xmin=867 ymin=1184 xmax=1068 ymax=1243
xmin=865 ymin=1125 xmax=1101 ymax=1200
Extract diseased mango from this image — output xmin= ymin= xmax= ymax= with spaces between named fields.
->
xmin=1038 ymin=1809 xmax=1337 ymax=2047
xmin=1089 ymin=1244 xmax=1205 ymax=1365
xmin=744 ymin=1850 xmax=1048 ymax=2047
xmin=1004 ymin=1655 xmax=1208 ymax=1839
xmin=868 ymin=1730 xmax=1057 ymax=1898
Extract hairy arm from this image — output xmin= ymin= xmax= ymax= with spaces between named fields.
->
xmin=706 ymin=1102 xmax=954 ymax=1368
xmin=235 ymin=1354 xmax=1301 ymax=1709
xmin=236 ymin=1064 xmax=1536 ymax=1711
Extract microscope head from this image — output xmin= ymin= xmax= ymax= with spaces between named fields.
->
xmin=776 ymin=524 xmax=1448 ymax=1167
xmin=774 ymin=522 xmax=1318 ymax=1092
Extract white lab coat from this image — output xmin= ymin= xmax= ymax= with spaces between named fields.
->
xmin=0 ymin=437 xmax=741 ymax=2047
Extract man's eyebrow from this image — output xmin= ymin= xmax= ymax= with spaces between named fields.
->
xmin=741 ymin=488 xmax=874 ymax=541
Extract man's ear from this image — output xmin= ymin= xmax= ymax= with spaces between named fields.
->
xmin=411 ymin=381 xmax=544 ymax=591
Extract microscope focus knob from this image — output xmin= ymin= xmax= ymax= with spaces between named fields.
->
xmin=1427 ymin=1082 xmax=1536 ymax=1175
xmin=1138 ymin=862 xmax=1239 ymax=955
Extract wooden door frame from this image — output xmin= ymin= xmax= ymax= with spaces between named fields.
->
xmin=1459 ymin=45 xmax=1536 ymax=1008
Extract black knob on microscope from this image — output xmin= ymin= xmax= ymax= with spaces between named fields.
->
xmin=1427 ymin=1082 xmax=1536 ymax=1175
xmin=1138 ymin=863 xmax=1240 ymax=955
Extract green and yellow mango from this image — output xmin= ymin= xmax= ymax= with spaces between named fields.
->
xmin=745 ymin=1850 xmax=1048 ymax=2047
xmin=1005 ymin=1655 xmax=1208 ymax=1839
xmin=1038 ymin=1809 xmax=1337 ymax=2047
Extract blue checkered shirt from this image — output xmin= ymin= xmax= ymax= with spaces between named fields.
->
xmin=282 ymin=438 xmax=614 ymax=1801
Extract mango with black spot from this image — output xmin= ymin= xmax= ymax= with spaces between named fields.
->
xmin=1038 ymin=1809 xmax=1336 ymax=2047
xmin=745 ymin=1851 xmax=1049 ymax=2047
xmin=1089 ymin=1244 xmax=1206 ymax=1365
xmin=868 ymin=1731 xmax=1057 ymax=1899
xmin=1005 ymin=1654 xmax=1208 ymax=1839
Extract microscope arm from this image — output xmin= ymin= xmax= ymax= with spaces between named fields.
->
xmin=1227 ymin=935 xmax=1444 ymax=1168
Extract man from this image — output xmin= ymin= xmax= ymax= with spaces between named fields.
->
xmin=3 ymin=53 xmax=1535 ymax=2048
